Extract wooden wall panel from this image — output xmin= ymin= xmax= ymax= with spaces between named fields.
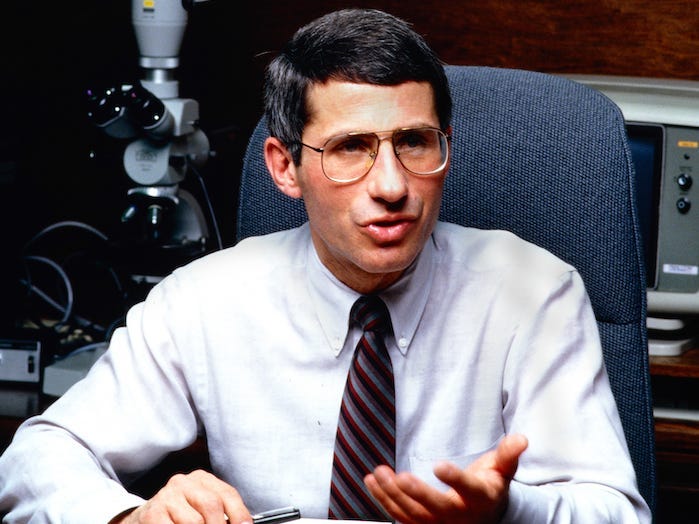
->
xmin=236 ymin=1 xmax=699 ymax=80
xmin=206 ymin=0 xmax=699 ymax=140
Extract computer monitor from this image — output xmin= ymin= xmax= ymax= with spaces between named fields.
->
xmin=566 ymin=75 xmax=699 ymax=354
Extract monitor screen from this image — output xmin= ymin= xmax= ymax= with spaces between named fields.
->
xmin=626 ymin=123 xmax=663 ymax=289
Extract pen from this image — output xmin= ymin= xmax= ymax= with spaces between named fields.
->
xmin=251 ymin=506 xmax=301 ymax=524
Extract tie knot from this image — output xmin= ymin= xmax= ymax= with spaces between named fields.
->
xmin=351 ymin=295 xmax=392 ymax=334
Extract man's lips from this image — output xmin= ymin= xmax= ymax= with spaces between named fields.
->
xmin=363 ymin=217 xmax=416 ymax=243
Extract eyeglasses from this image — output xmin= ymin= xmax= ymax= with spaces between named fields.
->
xmin=300 ymin=126 xmax=450 ymax=183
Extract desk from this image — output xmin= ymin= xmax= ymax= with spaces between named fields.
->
xmin=651 ymin=348 xmax=699 ymax=522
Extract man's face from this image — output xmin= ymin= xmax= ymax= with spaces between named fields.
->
xmin=295 ymin=80 xmax=448 ymax=294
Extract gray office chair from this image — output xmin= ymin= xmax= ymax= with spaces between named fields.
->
xmin=236 ymin=65 xmax=656 ymax=515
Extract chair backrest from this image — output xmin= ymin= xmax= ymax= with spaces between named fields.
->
xmin=236 ymin=65 xmax=656 ymax=514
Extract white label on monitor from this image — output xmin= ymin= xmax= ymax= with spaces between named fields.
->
xmin=663 ymin=263 xmax=699 ymax=275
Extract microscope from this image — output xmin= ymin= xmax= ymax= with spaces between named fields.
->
xmin=86 ymin=0 xmax=214 ymax=272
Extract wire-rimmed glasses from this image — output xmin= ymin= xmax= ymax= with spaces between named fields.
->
xmin=300 ymin=126 xmax=450 ymax=183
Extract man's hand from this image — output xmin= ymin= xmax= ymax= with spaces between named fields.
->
xmin=110 ymin=469 xmax=252 ymax=524
xmin=364 ymin=434 xmax=528 ymax=524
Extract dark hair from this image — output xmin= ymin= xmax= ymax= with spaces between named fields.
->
xmin=263 ymin=8 xmax=452 ymax=164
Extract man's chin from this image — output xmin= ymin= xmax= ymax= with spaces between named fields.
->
xmin=361 ymin=249 xmax=420 ymax=279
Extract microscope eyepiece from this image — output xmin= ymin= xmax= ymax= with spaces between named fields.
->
xmin=126 ymin=85 xmax=174 ymax=140
xmin=85 ymin=84 xmax=173 ymax=140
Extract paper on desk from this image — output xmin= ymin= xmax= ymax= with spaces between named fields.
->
xmin=292 ymin=517 xmax=386 ymax=524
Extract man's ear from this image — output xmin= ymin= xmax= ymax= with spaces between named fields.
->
xmin=264 ymin=137 xmax=303 ymax=199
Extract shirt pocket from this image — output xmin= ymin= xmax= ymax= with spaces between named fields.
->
xmin=408 ymin=439 xmax=500 ymax=490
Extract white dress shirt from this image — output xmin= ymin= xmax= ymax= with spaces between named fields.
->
xmin=0 ymin=221 xmax=650 ymax=523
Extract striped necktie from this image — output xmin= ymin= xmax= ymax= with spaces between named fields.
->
xmin=328 ymin=295 xmax=395 ymax=521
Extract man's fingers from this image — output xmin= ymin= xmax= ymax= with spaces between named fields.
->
xmin=189 ymin=470 xmax=251 ymax=523
xmin=364 ymin=435 xmax=528 ymax=524
xmin=122 ymin=470 xmax=251 ymax=524
xmin=223 ymin=496 xmax=253 ymax=524
xmin=430 ymin=434 xmax=528 ymax=510
xmin=365 ymin=466 xmax=434 ymax=524
xmin=494 ymin=434 xmax=528 ymax=479
xmin=434 ymin=434 xmax=528 ymax=488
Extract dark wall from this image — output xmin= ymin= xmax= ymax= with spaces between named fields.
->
xmin=0 ymin=2 xmax=255 ymax=249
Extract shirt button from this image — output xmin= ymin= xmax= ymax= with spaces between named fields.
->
xmin=398 ymin=337 xmax=408 ymax=348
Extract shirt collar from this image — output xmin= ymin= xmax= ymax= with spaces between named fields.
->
xmin=306 ymin=230 xmax=436 ymax=357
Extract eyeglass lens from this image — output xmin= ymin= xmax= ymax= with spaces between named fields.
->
xmin=321 ymin=128 xmax=448 ymax=182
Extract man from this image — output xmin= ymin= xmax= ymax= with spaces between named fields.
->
xmin=0 ymin=8 xmax=650 ymax=523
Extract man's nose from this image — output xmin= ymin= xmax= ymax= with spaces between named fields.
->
xmin=367 ymin=139 xmax=409 ymax=202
